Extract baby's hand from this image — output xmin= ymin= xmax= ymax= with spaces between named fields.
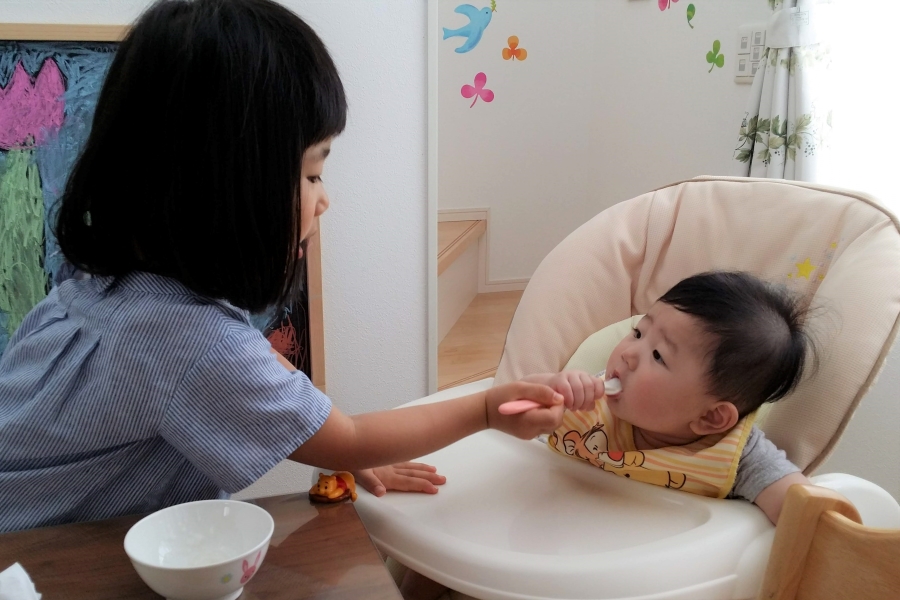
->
xmin=485 ymin=381 xmax=564 ymax=439
xmin=353 ymin=463 xmax=446 ymax=497
xmin=546 ymin=370 xmax=605 ymax=412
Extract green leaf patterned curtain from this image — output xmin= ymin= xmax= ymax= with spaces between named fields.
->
xmin=733 ymin=0 xmax=834 ymax=180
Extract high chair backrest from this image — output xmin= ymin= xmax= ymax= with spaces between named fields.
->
xmin=758 ymin=484 xmax=900 ymax=600
xmin=494 ymin=176 xmax=900 ymax=472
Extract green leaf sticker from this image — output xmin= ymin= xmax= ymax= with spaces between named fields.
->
xmin=687 ymin=4 xmax=696 ymax=29
xmin=706 ymin=40 xmax=724 ymax=73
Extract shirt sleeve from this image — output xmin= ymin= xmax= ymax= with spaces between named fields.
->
xmin=161 ymin=324 xmax=331 ymax=493
xmin=729 ymin=426 xmax=801 ymax=503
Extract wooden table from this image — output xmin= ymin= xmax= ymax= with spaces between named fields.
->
xmin=0 ymin=493 xmax=402 ymax=599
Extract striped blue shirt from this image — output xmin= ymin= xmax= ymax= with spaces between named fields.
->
xmin=0 ymin=272 xmax=331 ymax=533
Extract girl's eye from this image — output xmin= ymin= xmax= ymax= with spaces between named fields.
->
xmin=633 ymin=328 xmax=642 ymax=339
xmin=653 ymin=349 xmax=666 ymax=365
xmin=308 ymin=175 xmax=322 ymax=184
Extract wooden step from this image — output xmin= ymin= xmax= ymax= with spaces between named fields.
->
xmin=438 ymin=220 xmax=486 ymax=276
xmin=438 ymin=290 xmax=523 ymax=390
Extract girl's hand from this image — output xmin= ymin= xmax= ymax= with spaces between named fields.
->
xmin=352 ymin=463 xmax=447 ymax=497
xmin=485 ymin=381 xmax=565 ymax=439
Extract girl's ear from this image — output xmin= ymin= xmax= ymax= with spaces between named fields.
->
xmin=690 ymin=401 xmax=739 ymax=436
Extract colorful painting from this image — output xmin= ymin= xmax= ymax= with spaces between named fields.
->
xmin=443 ymin=2 xmax=495 ymax=54
xmin=461 ymin=72 xmax=494 ymax=107
xmin=0 ymin=41 xmax=115 ymax=355
xmin=0 ymin=40 xmax=313 ymax=374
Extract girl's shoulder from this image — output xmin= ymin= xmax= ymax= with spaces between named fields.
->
xmin=39 ymin=271 xmax=258 ymax=369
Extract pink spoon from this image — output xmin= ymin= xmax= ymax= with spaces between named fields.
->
xmin=499 ymin=378 xmax=622 ymax=415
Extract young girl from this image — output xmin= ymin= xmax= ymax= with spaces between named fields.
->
xmin=399 ymin=271 xmax=819 ymax=600
xmin=0 ymin=0 xmax=565 ymax=534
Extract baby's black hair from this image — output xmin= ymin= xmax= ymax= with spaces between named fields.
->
xmin=659 ymin=271 xmax=815 ymax=418
xmin=56 ymin=0 xmax=346 ymax=312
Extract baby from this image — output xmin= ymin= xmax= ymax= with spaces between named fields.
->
xmin=533 ymin=270 xmax=815 ymax=523
xmin=400 ymin=271 xmax=817 ymax=600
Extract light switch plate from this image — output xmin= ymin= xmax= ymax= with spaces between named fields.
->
xmin=737 ymin=24 xmax=752 ymax=55
xmin=752 ymin=29 xmax=766 ymax=47
xmin=735 ymin=22 xmax=765 ymax=84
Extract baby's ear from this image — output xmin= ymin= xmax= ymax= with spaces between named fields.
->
xmin=690 ymin=401 xmax=739 ymax=436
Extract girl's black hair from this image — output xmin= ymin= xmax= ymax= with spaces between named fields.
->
xmin=659 ymin=271 xmax=815 ymax=418
xmin=55 ymin=0 xmax=346 ymax=312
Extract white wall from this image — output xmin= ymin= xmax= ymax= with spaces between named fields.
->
xmin=816 ymin=342 xmax=900 ymax=499
xmin=438 ymin=0 xmax=773 ymax=283
xmin=3 ymin=0 xmax=429 ymax=498
xmin=436 ymin=0 xmax=899 ymax=501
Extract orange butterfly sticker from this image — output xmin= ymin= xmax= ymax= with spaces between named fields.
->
xmin=502 ymin=36 xmax=527 ymax=61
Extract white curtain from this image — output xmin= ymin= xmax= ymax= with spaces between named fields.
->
xmin=732 ymin=0 xmax=834 ymax=181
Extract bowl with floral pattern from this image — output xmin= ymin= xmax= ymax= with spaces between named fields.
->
xmin=124 ymin=499 xmax=273 ymax=600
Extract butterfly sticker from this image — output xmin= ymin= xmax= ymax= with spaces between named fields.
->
xmin=502 ymin=36 xmax=527 ymax=61
xmin=659 ymin=0 xmax=679 ymax=10
xmin=461 ymin=72 xmax=494 ymax=107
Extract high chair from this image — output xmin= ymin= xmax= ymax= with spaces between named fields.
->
xmin=757 ymin=484 xmax=900 ymax=600
xmin=353 ymin=177 xmax=900 ymax=600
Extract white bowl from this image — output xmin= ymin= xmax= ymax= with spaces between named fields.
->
xmin=124 ymin=500 xmax=274 ymax=600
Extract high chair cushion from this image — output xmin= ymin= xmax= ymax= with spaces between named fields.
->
xmin=494 ymin=176 xmax=900 ymax=473
xmin=563 ymin=315 xmax=641 ymax=374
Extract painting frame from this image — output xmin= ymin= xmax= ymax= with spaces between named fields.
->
xmin=0 ymin=23 xmax=326 ymax=392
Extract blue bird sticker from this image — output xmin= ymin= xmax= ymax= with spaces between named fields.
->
xmin=443 ymin=2 xmax=496 ymax=54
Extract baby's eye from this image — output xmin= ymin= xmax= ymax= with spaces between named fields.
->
xmin=653 ymin=349 xmax=666 ymax=365
xmin=633 ymin=328 xmax=642 ymax=339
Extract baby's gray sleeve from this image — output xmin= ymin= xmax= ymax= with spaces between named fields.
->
xmin=729 ymin=426 xmax=800 ymax=503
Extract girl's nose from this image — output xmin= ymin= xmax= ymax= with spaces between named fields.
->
xmin=317 ymin=192 xmax=330 ymax=216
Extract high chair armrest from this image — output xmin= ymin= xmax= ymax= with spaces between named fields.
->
xmin=757 ymin=485 xmax=861 ymax=600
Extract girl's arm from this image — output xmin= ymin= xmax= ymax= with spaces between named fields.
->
xmin=271 ymin=349 xmax=444 ymax=492
xmin=288 ymin=381 xmax=564 ymax=471
xmin=754 ymin=471 xmax=813 ymax=524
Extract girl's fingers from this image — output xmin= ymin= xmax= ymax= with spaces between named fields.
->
xmin=392 ymin=468 xmax=447 ymax=484
xmin=383 ymin=473 xmax=441 ymax=493
xmin=390 ymin=462 xmax=437 ymax=472
xmin=508 ymin=382 xmax=562 ymax=407
xmin=353 ymin=469 xmax=387 ymax=496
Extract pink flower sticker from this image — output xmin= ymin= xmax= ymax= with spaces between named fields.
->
xmin=461 ymin=72 xmax=494 ymax=108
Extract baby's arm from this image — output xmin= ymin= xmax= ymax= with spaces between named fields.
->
xmin=732 ymin=426 xmax=841 ymax=525
xmin=753 ymin=471 xmax=812 ymax=524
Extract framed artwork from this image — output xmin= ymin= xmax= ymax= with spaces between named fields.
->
xmin=0 ymin=24 xmax=325 ymax=392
